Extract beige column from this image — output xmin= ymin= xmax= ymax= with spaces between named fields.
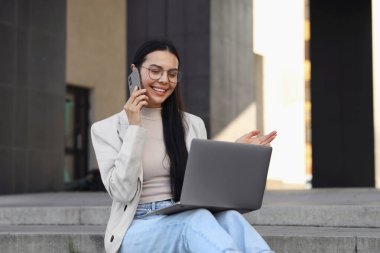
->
xmin=66 ymin=0 xmax=126 ymax=122
xmin=66 ymin=0 xmax=126 ymax=170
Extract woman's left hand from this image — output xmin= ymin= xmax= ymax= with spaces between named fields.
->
xmin=235 ymin=130 xmax=277 ymax=146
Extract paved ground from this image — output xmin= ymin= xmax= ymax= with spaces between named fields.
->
xmin=0 ymin=192 xmax=111 ymax=207
xmin=1 ymin=188 xmax=379 ymax=207
xmin=262 ymin=188 xmax=380 ymax=206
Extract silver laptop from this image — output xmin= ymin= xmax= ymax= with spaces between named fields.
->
xmin=144 ymin=138 xmax=272 ymax=216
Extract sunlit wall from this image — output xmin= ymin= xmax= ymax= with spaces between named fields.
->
xmin=253 ymin=0 xmax=306 ymax=187
xmin=373 ymin=0 xmax=380 ymax=188
xmin=66 ymin=0 xmax=126 ymax=171
xmin=66 ymin=0 xmax=126 ymax=122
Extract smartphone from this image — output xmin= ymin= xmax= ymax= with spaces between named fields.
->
xmin=128 ymin=68 xmax=142 ymax=95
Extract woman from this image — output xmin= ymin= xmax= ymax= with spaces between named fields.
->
xmin=91 ymin=39 xmax=277 ymax=253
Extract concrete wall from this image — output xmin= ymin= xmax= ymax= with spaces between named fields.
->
xmin=127 ymin=0 xmax=211 ymax=131
xmin=210 ymin=0 xmax=255 ymax=138
xmin=311 ymin=0 xmax=374 ymax=187
xmin=373 ymin=0 xmax=380 ymax=188
xmin=0 ymin=0 xmax=66 ymax=193
xmin=66 ymin=0 xmax=126 ymax=122
xmin=127 ymin=0 xmax=255 ymax=139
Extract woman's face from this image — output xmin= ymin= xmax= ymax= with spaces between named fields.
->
xmin=138 ymin=50 xmax=179 ymax=108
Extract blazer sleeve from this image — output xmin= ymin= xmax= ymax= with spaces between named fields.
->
xmin=197 ymin=117 xmax=208 ymax=140
xmin=91 ymin=123 xmax=146 ymax=203
xmin=184 ymin=113 xmax=208 ymax=150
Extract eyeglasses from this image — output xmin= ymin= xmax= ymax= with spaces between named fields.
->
xmin=141 ymin=65 xmax=181 ymax=83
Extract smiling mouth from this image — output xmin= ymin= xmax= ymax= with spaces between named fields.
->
xmin=152 ymin=87 xmax=167 ymax=93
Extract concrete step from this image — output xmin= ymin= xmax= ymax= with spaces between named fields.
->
xmin=0 ymin=225 xmax=379 ymax=253
xmin=245 ymin=205 xmax=380 ymax=228
xmin=0 ymin=206 xmax=110 ymax=225
xmin=1 ymin=189 xmax=379 ymax=252
xmin=1 ymin=189 xmax=380 ymax=228
xmin=248 ymin=188 xmax=380 ymax=228
xmin=257 ymin=226 xmax=380 ymax=253
xmin=0 ymin=225 xmax=105 ymax=253
xmin=0 ymin=192 xmax=111 ymax=225
xmin=2 ymin=204 xmax=379 ymax=229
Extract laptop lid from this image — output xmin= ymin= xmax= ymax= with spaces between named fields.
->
xmin=179 ymin=139 xmax=272 ymax=212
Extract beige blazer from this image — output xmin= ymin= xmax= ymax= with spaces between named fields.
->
xmin=91 ymin=110 xmax=207 ymax=253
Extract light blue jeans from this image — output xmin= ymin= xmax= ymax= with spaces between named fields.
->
xmin=120 ymin=199 xmax=274 ymax=253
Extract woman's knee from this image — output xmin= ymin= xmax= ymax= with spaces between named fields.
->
xmin=187 ymin=208 xmax=214 ymax=221
xmin=179 ymin=208 xmax=218 ymax=230
xmin=216 ymin=210 xmax=242 ymax=220
xmin=215 ymin=210 xmax=249 ymax=226
xmin=171 ymin=208 xmax=214 ymax=227
xmin=185 ymin=209 xmax=243 ymax=225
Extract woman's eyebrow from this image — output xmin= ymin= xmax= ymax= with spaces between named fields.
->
xmin=148 ymin=64 xmax=162 ymax=68
xmin=149 ymin=64 xmax=178 ymax=71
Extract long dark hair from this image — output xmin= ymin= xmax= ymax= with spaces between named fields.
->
xmin=133 ymin=40 xmax=188 ymax=202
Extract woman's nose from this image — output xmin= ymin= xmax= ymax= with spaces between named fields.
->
xmin=158 ymin=71 xmax=169 ymax=83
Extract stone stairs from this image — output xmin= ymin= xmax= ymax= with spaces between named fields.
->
xmin=0 ymin=189 xmax=379 ymax=252
xmin=249 ymin=189 xmax=380 ymax=252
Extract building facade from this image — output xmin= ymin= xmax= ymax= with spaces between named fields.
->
xmin=0 ymin=0 xmax=378 ymax=194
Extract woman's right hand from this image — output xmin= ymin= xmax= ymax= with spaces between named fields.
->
xmin=123 ymin=87 xmax=149 ymax=126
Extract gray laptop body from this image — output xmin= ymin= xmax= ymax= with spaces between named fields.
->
xmin=143 ymin=138 xmax=272 ymax=216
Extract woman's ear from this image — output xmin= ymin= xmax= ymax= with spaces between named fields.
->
xmin=131 ymin=64 xmax=136 ymax=71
